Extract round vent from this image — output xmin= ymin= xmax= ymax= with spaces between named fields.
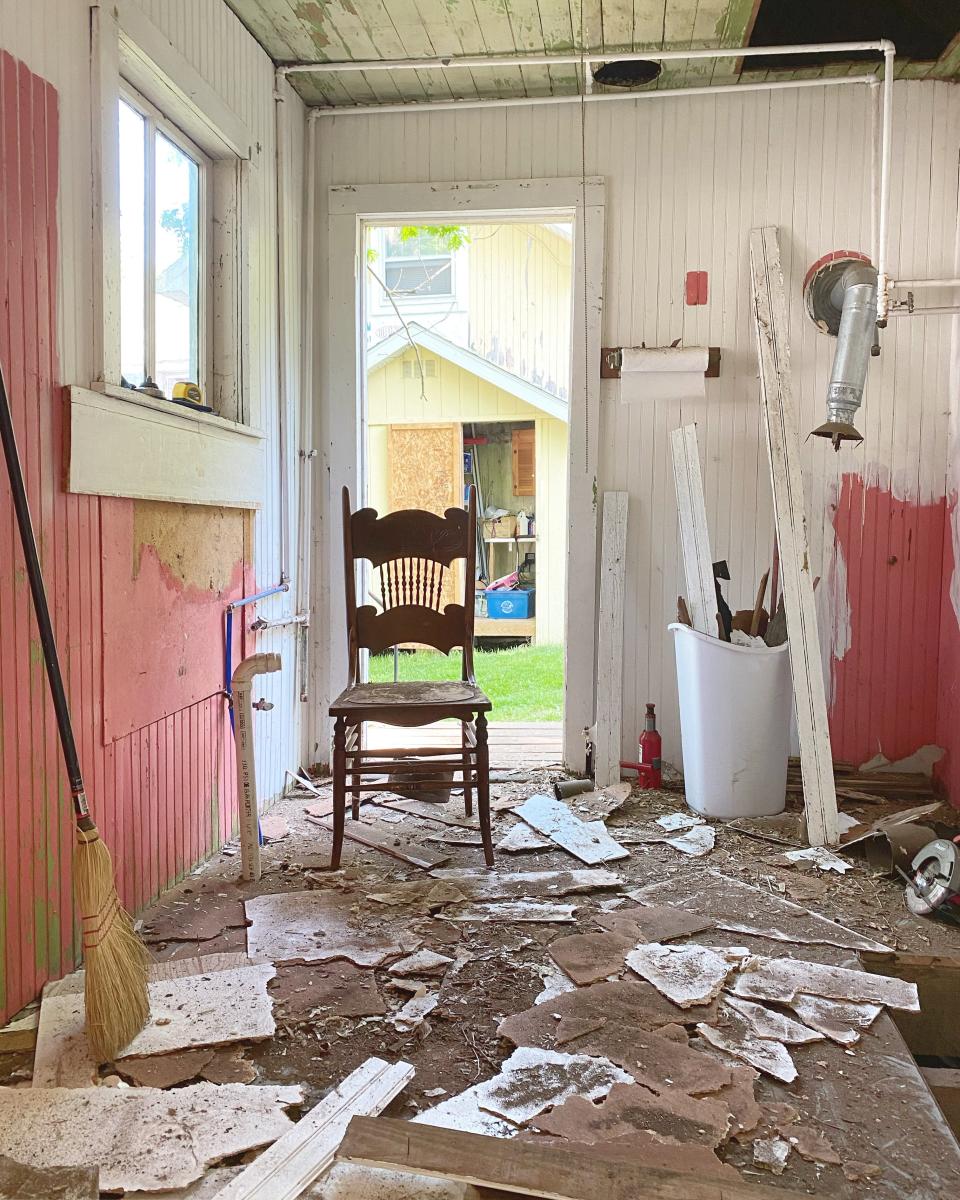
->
xmin=592 ymin=60 xmax=662 ymax=88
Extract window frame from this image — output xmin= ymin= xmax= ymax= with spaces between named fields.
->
xmin=370 ymin=227 xmax=460 ymax=316
xmin=118 ymin=80 xmax=213 ymax=398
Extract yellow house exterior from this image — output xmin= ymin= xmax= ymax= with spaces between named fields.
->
xmin=367 ymin=339 xmax=568 ymax=644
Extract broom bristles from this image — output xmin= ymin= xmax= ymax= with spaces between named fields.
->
xmin=75 ymin=823 xmax=149 ymax=1062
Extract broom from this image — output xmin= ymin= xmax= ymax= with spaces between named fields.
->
xmin=0 ymin=361 xmax=149 ymax=1060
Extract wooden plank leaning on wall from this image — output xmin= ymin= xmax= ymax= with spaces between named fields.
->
xmin=749 ymin=226 xmax=839 ymax=848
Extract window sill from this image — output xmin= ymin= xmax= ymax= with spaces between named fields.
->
xmin=92 ymin=383 xmax=263 ymax=439
xmin=67 ymin=384 xmax=265 ymax=509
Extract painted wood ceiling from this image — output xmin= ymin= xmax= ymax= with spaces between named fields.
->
xmin=224 ymin=1 xmax=960 ymax=107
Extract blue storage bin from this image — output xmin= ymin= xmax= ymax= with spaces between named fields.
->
xmin=487 ymin=589 xmax=535 ymax=619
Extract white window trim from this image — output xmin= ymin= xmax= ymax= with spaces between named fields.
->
xmin=119 ymin=81 xmax=212 ymax=396
xmin=79 ymin=1 xmax=262 ymax=509
xmin=368 ymin=227 xmax=468 ymax=318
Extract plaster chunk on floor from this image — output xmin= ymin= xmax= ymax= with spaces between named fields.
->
xmin=788 ymin=993 xmax=884 ymax=1045
xmin=497 ymin=824 xmax=552 ymax=853
xmin=532 ymin=1081 xmax=731 ymax=1148
xmin=697 ymin=1019 xmax=797 ymax=1084
xmin=787 ymin=1124 xmax=842 ymax=1165
xmin=547 ymin=931 xmax=632 ymax=985
xmin=532 ymin=962 xmax=577 ymax=1004
xmin=625 ymin=943 xmax=734 ymax=1008
xmin=731 ymin=955 xmax=920 ymax=1011
xmin=475 ymin=1047 xmax=633 ymax=1126
xmin=414 ymin=1085 xmax=517 ymax=1139
xmin=722 ymin=995 xmax=824 ymax=1045
xmin=663 ymin=825 xmax=716 ymax=857
xmin=0 ymin=1083 xmax=301 ymax=1193
xmin=388 ymin=950 xmax=454 ymax=977
xmin=245 ymin=890 xmax=413 ymax=966
xmin=655 ymin=812 xmax=704 ymax=831
xmin=753 ymin=1136 xmax=791 ymax=1174
xmin=308 ymin=1162 xmax=467 ymax=1200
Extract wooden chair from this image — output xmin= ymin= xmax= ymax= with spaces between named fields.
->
xmin=329 ymin=484 xmax=494 ymax=869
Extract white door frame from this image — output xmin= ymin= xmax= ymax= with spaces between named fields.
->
xmin=315 ymin=177 xmax=605 ymax=771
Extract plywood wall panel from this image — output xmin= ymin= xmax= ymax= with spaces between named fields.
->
xmin=314 ymin=81 xmax=960 ymax=790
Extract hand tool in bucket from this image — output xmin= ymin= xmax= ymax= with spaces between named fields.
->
xmin=0 ymin=360 xmax=148 ymax=1059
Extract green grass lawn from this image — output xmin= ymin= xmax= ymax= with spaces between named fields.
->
xmin=368 ymin=643 xmax=563 ymax=722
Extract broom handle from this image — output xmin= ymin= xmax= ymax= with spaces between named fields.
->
xmin=0 ymin=362 xmax=90 ymax=824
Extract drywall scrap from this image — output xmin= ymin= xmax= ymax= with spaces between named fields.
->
xmin=510 ymin=795 xmax=629 ymax=865
xmin=33 ymin=963 xmax=276 ymax=1085
xmin=625 ymin=943 xmax=735 ymax=1008
xmin=0 ymin=1084 xmax=301 ymax=1193
xmin=245 ymin=890 xmax=415 ymax=965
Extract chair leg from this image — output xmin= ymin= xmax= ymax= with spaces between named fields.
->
xmin=462 ymin=720 xmax=474 ymax=818
xmin=476 ymin=712 xmax=494 ymax=868
xmin=348 ymin=722 xmax=362 ymax=820
xmin=331 ymin=716 xmax=347 ymax=870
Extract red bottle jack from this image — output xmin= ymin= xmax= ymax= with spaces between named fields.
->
xmin=619 ymin=702 xmax=663 ymax=788
xmin=639 ymin=703 xmax=662 ymax=789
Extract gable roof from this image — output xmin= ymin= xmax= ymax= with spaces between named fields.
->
xmin=366 ymin=323 xmax=568 ymax=422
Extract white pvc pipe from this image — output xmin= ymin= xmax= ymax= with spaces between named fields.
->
xmin=889 ymin=306 xmax=960 ymax=316
xmin=232 ymin=652 xmax=282 ymax=881
xmin=891 ymin=278 xmax=960 ymax=289
xmin=309 ymin=73 xmax=878 ymax=119
xmin=274 ymin=76 xmax=291 ymax=582
xmin=283 ymin=40 xmax=891 ymax=76
xmin=876 ymin=45 xmax=895 ymax=322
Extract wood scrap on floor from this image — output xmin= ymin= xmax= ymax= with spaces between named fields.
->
xmin=443 ymin=902 xmax=578 ymax=923
xmin=208 ymin=1058 xmax=413 ymax=1200
xmin=32 ymin=962 xmax=276 ymax=1084
xmin=510 ymin=795 xmax=629 ymax=865
xmin=0 ymin=1084 xmax=302 ymax=1193
xmin=426 ymin=868 xmax=623 ymax=901
xmin=306 ymin=813 xmax=452 ymax=870
xmin=337 ymin=1116 xmax=816 ymax=1200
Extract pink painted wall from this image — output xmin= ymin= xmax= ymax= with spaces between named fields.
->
xmin=937 ymin=492 xmax=960 ymax=803
xmin=829 ymin=473 xmax=947 ymax=768
xmin=0 ymin=52 xmax=243 ymax=1022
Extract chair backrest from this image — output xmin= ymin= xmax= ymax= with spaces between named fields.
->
xmin=342 ymin=485 xmax=478 ymax=683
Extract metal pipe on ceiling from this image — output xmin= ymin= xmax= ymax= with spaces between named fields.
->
xmin=281 ymin=40 xmax=893 ymax=76
xmin=307 ymin=73 xmax=879 ymax=119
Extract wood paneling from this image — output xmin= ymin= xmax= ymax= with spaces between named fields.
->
xmin=225 ymin=0 xmax=960 ymax=106
xmin=0 ymin=0 xmax=307 ymax=1021
xmin=314 ymin=81 xmax=960 ymax=788
xmin=511 ymin=426 xmax=535 ymax=494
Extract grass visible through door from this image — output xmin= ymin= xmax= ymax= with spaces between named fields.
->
xmin=368 ymin=644 xmax=563 ymax=722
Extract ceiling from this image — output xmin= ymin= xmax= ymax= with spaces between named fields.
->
xmin=223 ymin=0 xmax=960 ymax=108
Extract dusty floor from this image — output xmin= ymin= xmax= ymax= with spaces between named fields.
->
xmin=3 ymin=768 xmax=959 ymax=1197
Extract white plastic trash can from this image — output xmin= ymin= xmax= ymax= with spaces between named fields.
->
xmin=668 ymin=622 xmax=792 ymax=819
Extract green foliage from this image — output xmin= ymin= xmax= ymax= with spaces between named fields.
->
xmin=398 ymin=224 xmax=471 ymax=252
xmin=160 ymin=205 xmax=191 ymax=251
xmin=368 ymin=643 xmax=563 ymax=722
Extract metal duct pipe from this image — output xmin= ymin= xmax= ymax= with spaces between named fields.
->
xmin=806 ymin=259 xmax=879 ymax=450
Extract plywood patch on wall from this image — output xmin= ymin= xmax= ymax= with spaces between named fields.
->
xmin=102 ymin=499 xmax=247 ymax=742
xmin=133 ymin=501 xmax=246 ymax=593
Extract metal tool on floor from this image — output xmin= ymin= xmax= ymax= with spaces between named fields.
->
xmin=0 ymin=359 xmax=148 ymax=1060
xmin=620 ymin=702 xmax=662 ymax=789
xmin=903 ymin=836 xmax=960 ymax=917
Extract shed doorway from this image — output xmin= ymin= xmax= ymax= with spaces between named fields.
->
xmin=360 ymin=218 xmax=574 ymax=767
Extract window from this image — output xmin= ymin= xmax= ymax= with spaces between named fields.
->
xmin=382 ymin=229 xmax=454 ymax=299
xmin=118 ymin=88 xmax=208 ymax=398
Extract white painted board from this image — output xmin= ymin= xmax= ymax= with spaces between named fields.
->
xmin=670 ymin=424 xmax=720 ymax=636
xmin=593 ymin=492 xmax=628 ymax=786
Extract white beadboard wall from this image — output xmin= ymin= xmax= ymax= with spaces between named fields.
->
xmin=312 ymin=82 xmax=960 ymax=768
xmin=0 ymin=0 xmax=307 ymax=803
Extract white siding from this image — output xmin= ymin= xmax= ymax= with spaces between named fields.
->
xmin=312 ymin=83 xmax=960 ymax=767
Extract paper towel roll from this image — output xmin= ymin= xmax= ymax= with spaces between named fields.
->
xmin=619 ymin=346 xmax=709 ymax=401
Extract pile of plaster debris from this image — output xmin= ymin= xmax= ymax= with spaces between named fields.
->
xmin=0 ymin=782 xmax=933 ymax=1196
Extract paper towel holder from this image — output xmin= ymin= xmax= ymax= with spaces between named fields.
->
xmin=600 ymin=346 xmax=721 ymax=380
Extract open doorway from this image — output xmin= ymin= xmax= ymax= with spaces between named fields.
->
xmin=360 ymin=218 xmax=574 ymax=765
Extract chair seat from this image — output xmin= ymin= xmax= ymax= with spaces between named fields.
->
xmin=330 ymin=680 xmax=491 ymax=718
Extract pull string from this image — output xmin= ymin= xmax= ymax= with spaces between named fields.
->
xmin=578 ymin=0 xmax=590 ymax=475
